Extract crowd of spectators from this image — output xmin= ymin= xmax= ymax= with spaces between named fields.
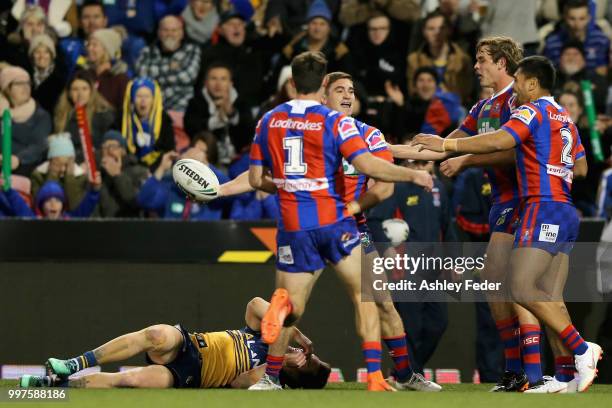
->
xmin=0 ymin=0 xmax=610 ymax=222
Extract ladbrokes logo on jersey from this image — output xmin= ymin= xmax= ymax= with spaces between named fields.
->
xmin=269 ymin=118 xmax=323 ymax=131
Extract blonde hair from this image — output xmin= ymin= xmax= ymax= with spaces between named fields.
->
xmin=476 ymin=36 xmax=524 ymax=75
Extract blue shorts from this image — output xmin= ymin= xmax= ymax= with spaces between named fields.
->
xmin=145 ymin=324 xmax=201 ymax=388
xmin=513 ymin=201 xmax=579 ymax=255
xmin=489 ymin=199 xmax=520 ymax=234
xmin=276 ymin=217 xmax=361 ymax=272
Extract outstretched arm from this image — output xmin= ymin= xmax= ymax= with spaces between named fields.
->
xmin=440 ymin=150 xmax=516 ymax=177
xmin=391 ymin=128 xmax=470 ymax=160
xmin=412 ymin=129 xmax=516 ymax=154
xmin=346 ymin=180 xmax=394 ymax=215
xmin=249 ymin=165 xmax=277 ymax=194
xmin=351 ymin=152 xmax=433 ymax=190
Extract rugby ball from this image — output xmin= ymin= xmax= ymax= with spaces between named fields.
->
xmin=172 ymin=158 xmax=219 ymax=202
xmin=382 ymin=219 xmax=410 ymax=246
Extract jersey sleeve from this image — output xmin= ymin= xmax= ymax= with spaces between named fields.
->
xmin=249 ymin=118 xmax=265 ymax=166
xmin=458 ymin=101 xmax=482 ymax=136
xmin=336 ymin=116 xmax=369 ymax=162
xmin=501 ymin=104 xmax=541 ymax=145
xmin=573 ymin=126 xmax=586 ymax=160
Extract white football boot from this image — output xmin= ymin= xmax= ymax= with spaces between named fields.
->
xmin=524 ymin=376 xmax=568 ymax=393
xmin=388 ymin=372 xmax=442 ymax=392
xmin=574 ymin=342 xmax=603 ymax=392
xmin=248 ymin=373 xmax=283 ymax=391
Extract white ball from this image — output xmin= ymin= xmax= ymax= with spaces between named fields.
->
xmin=382 ymin=219 xmax=410 ymax=245
xmin=172 ymin=158 xmax=219 ymax=203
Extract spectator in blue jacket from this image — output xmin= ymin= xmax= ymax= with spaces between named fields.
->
xmin=137 ymin=135 xmax=230 ymax=220
xmin=0 ymin=177 xmax=101 ymax=219
xmin=60 ymin=0 xmax=146 ymax=77
xmin=104 ymin=0 xmax=187 ymax=40
xmin=543 ymin=0 xmax=610 ymax=76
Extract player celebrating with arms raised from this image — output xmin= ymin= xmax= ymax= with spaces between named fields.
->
xmin=248 ymin=51 xmax=433 ymax=391
xmin=412 ymin=56 xmax=602 ymax=393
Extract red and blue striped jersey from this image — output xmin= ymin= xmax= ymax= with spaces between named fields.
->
xmin=249 ymin=100 xmax=369 ymax=231
xmin=459 ymin=82 xmax=519 ymax=205
xmin=337 ymin=120 xmax=393 ymax=204
xmin=501 ymin=96 xmax=585 ymax=204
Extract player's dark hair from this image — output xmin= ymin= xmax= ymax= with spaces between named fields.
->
xmin=563 ymin=0 xmax=590 ymax=14
xmin=80 ymin=0 xmax=106 ymax=17
xmin=516 ymin=56 xmax=556 ymax=92
xmin=291 ymin=51 xmax=328 ymax=94
xmin=324 ymin=71 xmax=352 ymax=92
xmin=413 ymin=66 xmax=438 ymax=85
xmin=476 ymin=36 xmax=524 ymax=75
xmin=279 ymin=359 xmax=331 ymax=389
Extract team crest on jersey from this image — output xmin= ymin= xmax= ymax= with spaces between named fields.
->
xmin=342 ymin=158 xmax=359 ymax=177
xmin=366 ymin=129 xmax=387 ymax=150
xmin=338 ymin=117 xmax=360 ymax=140
xmin=512 ymin=105 xmax=537 ymax=125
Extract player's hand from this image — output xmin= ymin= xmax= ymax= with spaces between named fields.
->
xmin=440 ymin=156 xmax=466 ymax=178
xmin=293 ymin=329 xmax=314 ymax=358
xmin=411 ymin=170 xmax=434 ymax=192
xmin=411 ymin=134 xmax=445 ymax=153
xmin=284 ymin=347 xmax=307 ymax=368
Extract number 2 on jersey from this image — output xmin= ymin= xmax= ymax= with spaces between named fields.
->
xmin=283 ymin=137 xmax=307 ymax=175
xmin=560 ymin=128 xmax=573 ymax=166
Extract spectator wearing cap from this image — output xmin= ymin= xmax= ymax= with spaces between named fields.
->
xmin=85 ymin=28 xmax=130 ymax=110
xmin=136 ymin=15 xmax=201 ymax=113
xmin=339 ymin=0 xmax=420 ymax=27
xmin=184 ymin=62 xmax=254 ymax=165
xmin=29 ymin=132 xmax=91 ymax=211
xmin=60 ymin=1 xmax=147 ymax=78
xmin=120 ymin=77 xmax=176 ymax=169
xmin=280 ymin=0 xmax=354 ymax=76
xmin=96 ymin=130 xmax=149 ymax=218
xmin=553 ymin=41 xmax=608 ymax=113
xmin=0 ymin=65 xmax=52 ymax=177
xmin=54 ymin=69 xmax=115 ymax=162
xmin=4 ymin=178 xmax=101 ymax=219
xmin=199 ymin=9 xmax=282 ymax=111
xmin=263 ymin=0 xmax=339 ymax=38
xmin=182 ymin=0 xmax=220 ymax=46
xmin=407 ymin=10 xmax=473 ymax=104
xmin=543 ymin=0 xmax=610 ymax=76
xmin=29 ymin=33 xmax=68 ymax=115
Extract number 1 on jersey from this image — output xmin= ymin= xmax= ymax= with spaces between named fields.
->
xmin=284 ymin=137 xmax=307 ymax=175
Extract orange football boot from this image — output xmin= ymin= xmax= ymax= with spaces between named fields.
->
xmin=367 ymin=371 xmax=397 ymax=392
xmin=261 ymin=288 xmax=292 ymax=344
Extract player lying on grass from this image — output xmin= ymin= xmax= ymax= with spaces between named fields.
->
xmin=411 ymin=56 xmax=602 ymax=393
xmin=19 ymin=297 xmax=330 ymax=390
xmin=215 ymin=72 xmax=440 ymax=392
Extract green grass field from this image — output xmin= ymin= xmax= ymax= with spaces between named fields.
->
xmin=1 ymin=380 xmax=612 ymax=407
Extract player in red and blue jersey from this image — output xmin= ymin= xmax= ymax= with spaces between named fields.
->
xmin=392 ymin=37 xmax=539 ymax=392
xmin=412 ymin=56 xmax=602 ymax=394
xmin=248 ymin=52 xmax=432 ymax=392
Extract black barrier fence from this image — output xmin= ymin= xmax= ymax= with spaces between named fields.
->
xmin=1 ymin=219 xmax=611 ymax=383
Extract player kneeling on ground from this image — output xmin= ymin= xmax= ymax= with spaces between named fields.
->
xmin=19 ymin=297 xmax=330 ymax=390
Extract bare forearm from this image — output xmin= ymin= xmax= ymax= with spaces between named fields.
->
xmin=352 ymin=182 xmax=393 ymax=213
xmin=219 ymin=171 xmax=254 ymax=197
xmin=390 ymin=144 xmax=449 ymax=160
xmin=463 ymin=150 xmax=515 ymax=169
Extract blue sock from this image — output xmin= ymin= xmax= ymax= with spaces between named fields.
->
xmin=520 ymin=325 xmax=543 ymax=385
xmin=68 ymin=351 xmax=98 ymax=372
